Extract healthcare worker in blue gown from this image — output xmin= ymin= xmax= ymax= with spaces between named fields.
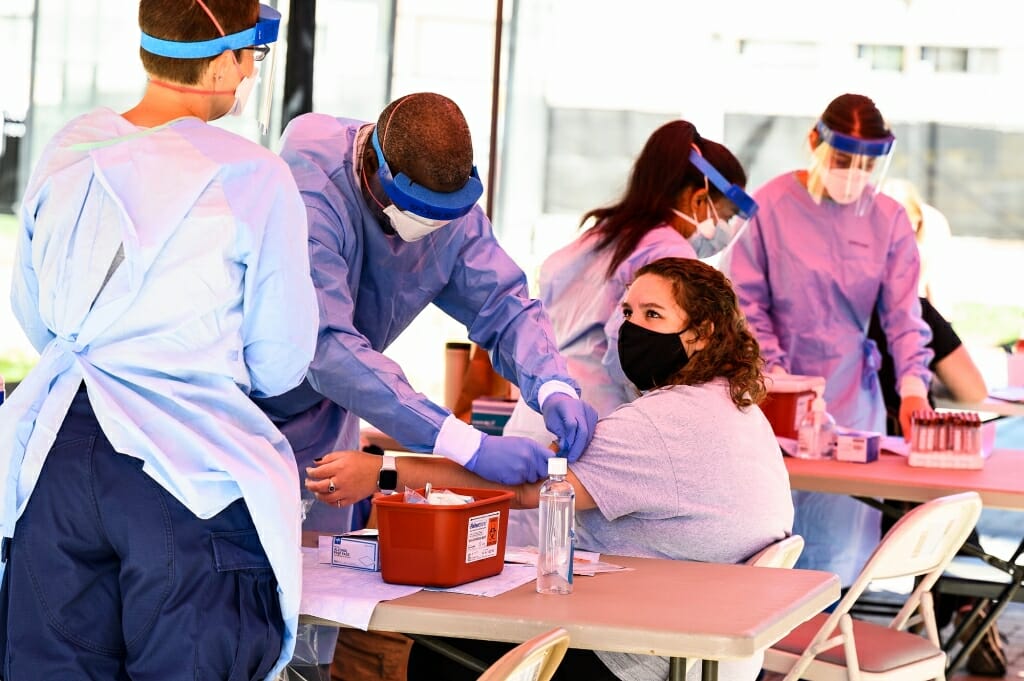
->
xmin=0 ymin=2 xmax=317 ymax=680
xmin=258 ymin=92 xmax=598 ymax=531
xmin=719 ymin=93 xmax=933 ymax=586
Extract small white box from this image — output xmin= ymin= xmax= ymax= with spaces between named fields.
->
xmin=317 ymin=530 xmax=380 ymax=571
xmin=835 ymin=430 xmax=880 ymax=463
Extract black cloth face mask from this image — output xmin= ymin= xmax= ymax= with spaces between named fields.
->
xmin=617 ymin=320 xmax=691 ymax=391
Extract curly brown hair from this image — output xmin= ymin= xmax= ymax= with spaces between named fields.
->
xmin=634 ymin=257 xmax=766 ymax=408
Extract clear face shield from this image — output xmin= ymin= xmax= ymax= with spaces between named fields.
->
xmin=247 ymin=6 xmax=281 ymax=135
xmin=687 ymin=145 xmax=759 ymax=239
xmin=140 ymin=3 xmax=281 ymax=135
xmin=806 ymin=121 xmax=895 ymax=216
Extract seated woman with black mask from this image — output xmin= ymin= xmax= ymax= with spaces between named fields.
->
xmin=309 ymin=257 xmax=794 ymax=681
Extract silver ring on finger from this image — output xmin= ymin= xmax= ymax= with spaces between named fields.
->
xmin=328 ymin=477 xmax=336 ymax=493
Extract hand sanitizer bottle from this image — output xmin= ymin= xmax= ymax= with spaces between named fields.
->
xmin=796 ymin=397 xmax=836 ymax=460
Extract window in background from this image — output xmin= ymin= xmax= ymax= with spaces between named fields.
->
xmin=965 ymin=47 xmax=1000 ymax=75
xmin=0 ymin=1 xmax=34 ymax=214
xmin=312 ymin=0 xmax=394 ymax=124
xmin=919 ymin=46 xmax=998 ymax=75
xmin=921 ymin=46 xmax=969 ymax=73
xmin=544 ymin=108 xmax=676 ymax=216
xmin=857 ymin=44 xmax=905 ymax=72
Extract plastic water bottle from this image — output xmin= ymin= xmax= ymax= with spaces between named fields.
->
xmin=536 ymin=456 xmax=575 ymax=594
xmin=796 ymin=397 xmax=836 ymax=459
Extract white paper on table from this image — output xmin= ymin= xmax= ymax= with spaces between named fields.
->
xmin=573 ymin=561 xmax=634 ymax=576
xmin=503 ymin=545 xmax=629 ymax=576
xmin=425 ymin=564 xmax=537 ymax=596
xmin=505 ymin=545 xmax=599 ymax=565
xmin=991 ymin=385 xmax=1024 ymax=403
xmin=300 ymin=547 xmax=421 ymax=630
xmin=881 ymin=436 xmax=909 ymax=456
xmin=776 ymin=436 xmax=798 ymax=457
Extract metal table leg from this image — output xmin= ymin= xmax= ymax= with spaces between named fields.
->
xmin=669 ymin=656 xmax=688 ymax=681
xmin=669 ymin=657 xmax=717 ymax=681
xmin=406 ymin=634 xmax=489 ymax=673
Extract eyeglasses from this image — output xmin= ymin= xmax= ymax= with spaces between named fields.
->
xmin=244 ymin=45 xmax=270 ymax=62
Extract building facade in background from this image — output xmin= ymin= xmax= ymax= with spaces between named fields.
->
xmin=3 ymin=0 xmax=1022 ymax=392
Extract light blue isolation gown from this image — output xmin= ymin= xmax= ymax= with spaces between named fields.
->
xmin=258 ymin=114 xmax=576 ymax=529
xmin=0 ymin=108 xmax=318 ymax=678
xmin=719 ymin=171 xmax=933 ymax=585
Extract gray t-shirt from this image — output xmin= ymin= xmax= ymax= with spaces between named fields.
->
xmin=570 ymin=379 xmax=795 ymax=681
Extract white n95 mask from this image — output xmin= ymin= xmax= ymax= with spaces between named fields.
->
xmin=383 ymin=204 xmax=451 ymax=242
xmin=823 ymin=167 xmax=871 ymax=205
xmin=229 ymin=64 xmax=259 ymax=117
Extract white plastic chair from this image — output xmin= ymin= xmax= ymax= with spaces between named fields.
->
xmin=763 ymin=491 xmax=983 ymax=681
xmin=476 ymin=627 xmax=570 ymax=681
xmin=747 ymin=535 xmax=805 ymax=569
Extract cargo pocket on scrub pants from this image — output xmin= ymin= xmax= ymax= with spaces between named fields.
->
xmin=209 ymin=529 xmax=283 ymax=681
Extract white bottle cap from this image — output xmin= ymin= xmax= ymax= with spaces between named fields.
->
xmin=547 ymin=456 xmax=567 ymax=476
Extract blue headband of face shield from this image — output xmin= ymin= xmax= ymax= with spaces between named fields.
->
xmin=370 ymin=127 xmax=484 ymax=221
xmin=687 ymin=150 xmax=758 ymax=220
xmin=814 ymin=121 xmax=895 ymax=157
xmin=140 ymin=4 xmax=281 ymax=58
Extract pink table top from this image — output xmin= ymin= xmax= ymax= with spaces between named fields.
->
xmin=785 ymin=449 xmax=1024 ymax=510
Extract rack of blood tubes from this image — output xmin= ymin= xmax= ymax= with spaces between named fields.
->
xmin=908 ymin=411 xmax=990 ymax=469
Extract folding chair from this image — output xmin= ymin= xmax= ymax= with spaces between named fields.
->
xmin=933 ymin=537 xmax=1022 ymax=674
xmin=476 ymin=627 xmax=570 ymax=681
xmin=763 ymin=491 xmax=983 ymax=681
xmin=747 ymin=535 xmax=805 ymax=569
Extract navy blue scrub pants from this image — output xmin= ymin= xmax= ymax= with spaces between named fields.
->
xmin=0 ymin=387 xmax=283 ymax=680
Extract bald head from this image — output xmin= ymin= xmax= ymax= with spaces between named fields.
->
xmin=376 ymin=93 xmax=474 ymax=193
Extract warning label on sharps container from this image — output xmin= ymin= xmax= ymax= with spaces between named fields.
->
xmin=465 ymin=510 xmax=501 ymax=563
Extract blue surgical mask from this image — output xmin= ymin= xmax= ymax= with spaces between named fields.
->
xmin=672 ymin=207 xmax=733 ymax=258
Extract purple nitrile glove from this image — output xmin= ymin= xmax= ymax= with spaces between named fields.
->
xmin=464 ymin=433 xmax=552 ymax=485
xmin=540 ymin=392 xmax=598 ymax=462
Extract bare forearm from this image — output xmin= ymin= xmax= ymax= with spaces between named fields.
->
xmin=396 ymin=456 xmax=499 ymax=492
xmin=398 ymin=457 xmax=547 ymax=509
xmin=934 ymin=346 xmax=987 ymax=403
xmin=304 ymin=448 xmax=543 ymax=509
